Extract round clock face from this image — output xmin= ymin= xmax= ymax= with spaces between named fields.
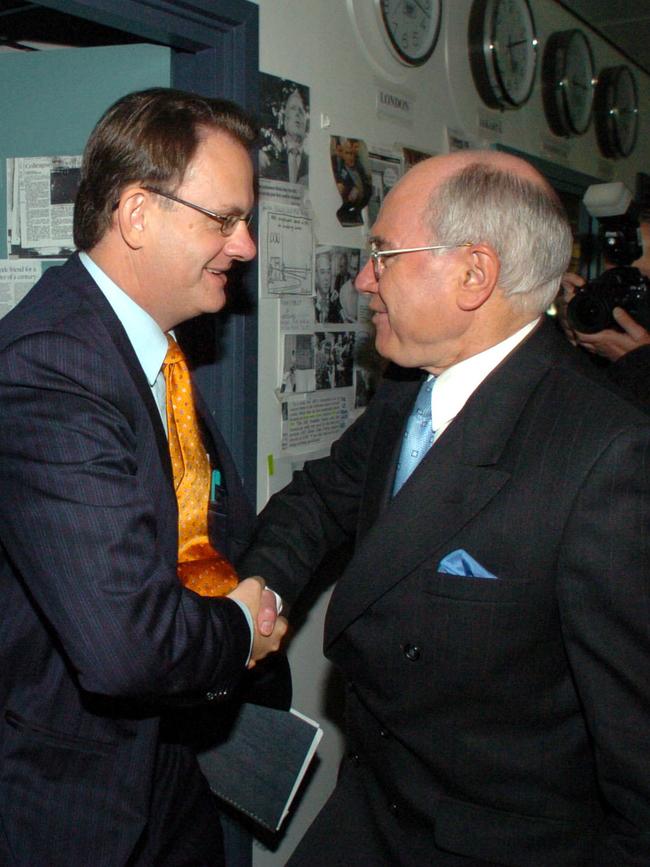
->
xmin=542 ymin=29 xmax=595 ymax=136
xmin=378 ymin=0 xmax=442 ymax=66
xmin=469 ymin=0 xmax=538 ymax=109
xmin=594 ymin=65 xmax=639 ymax=158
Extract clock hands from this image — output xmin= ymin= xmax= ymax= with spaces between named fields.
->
xmin=411 ymin=0 xmax=432 ymax=19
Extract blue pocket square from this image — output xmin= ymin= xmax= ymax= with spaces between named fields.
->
xmin=437 ymin=549 xmax=497 ymax=579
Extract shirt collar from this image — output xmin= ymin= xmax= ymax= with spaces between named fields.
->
xmin=79 ymin=251 xmax=168 ymax=386
xmin=430 ymin=318 xmax=540 ymax=434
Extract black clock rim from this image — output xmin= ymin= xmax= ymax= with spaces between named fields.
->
xmin=468 ymin=0 xmax=537 ymax=110
xmin=542 ymin=29 xmax=594 ymax=137
xmin=594 ymin=65 xmax=639 ymax=159
xmin=378 ymin=0 xmax=441 ymax=66
xmin=491 ymin=0 xmax=537 ymax=107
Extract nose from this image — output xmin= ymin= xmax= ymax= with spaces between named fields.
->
xmin=226 ymin=219 xmax=256 ymax=262
xmin=355 ymin=258 xmax=377 ymax=293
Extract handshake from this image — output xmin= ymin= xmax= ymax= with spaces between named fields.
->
xmin=228 ymin=578 xmax=288 ymax=668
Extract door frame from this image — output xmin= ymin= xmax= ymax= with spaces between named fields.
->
xmin=37 ymin=0 xmax=260 ymax=500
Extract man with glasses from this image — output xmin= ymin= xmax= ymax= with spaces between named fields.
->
xmin=240 ymin=150 xmax=650 ymax=865
xmin=0 ymin=88 xmax=287 ymax=867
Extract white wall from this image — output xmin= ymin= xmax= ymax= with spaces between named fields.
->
xmin=251 ymin=2 xmax=650 ymax=864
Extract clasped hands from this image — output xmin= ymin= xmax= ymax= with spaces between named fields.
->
xmin=228 ymin=578 xmax=287 ymax=669
xmin=559 ymin=273 xmax=650 ymax=361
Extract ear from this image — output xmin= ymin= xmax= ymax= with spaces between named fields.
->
xmin=115 ymin=187 xmax=147 ymax=250
xmin=456 ymin=244 xmax=499 ymax=312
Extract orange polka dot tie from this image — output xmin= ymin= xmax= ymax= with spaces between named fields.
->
xmin=162 ymin=335 xmax=238 ymax=596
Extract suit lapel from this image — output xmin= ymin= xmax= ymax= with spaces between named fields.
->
xmin=325 ymin=320 xmax=557 ymax=646
xmin=67 ymin=255 xmax=172 ymax=484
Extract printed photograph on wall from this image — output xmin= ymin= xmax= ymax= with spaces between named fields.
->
xmin=314 ymin=244 xmax=363 ymax=323
xmin=314 ymin=331 xmax=355 ymax=390
xmin=367 ymin=149 xmax=402 ymax=227
xmin=353 ymin=331 xmax=384 ymax=408
xmin=330 ymin=136 xmax=372 ymax=226
xmin=280 ymin=332 xmax=316 ymax=394
xmin=402 ymin=146 xmax=434 ymax=171
xmin=259 ymin=73 xmax=310 ymax=190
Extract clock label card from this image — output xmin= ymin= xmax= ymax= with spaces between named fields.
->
xmin=376 ymin=83 xmax=415 ymax=124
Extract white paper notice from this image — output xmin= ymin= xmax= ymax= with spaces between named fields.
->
xmin=280 ymin=296 xmax=316 ymax=333
xmin=281 ymin=392 xmax=349 ymax=451
xmin=261 ymin=205 xmax=313 ymax=296
xmin=7 ymin=156 xmax=81 ymax=258
xmin=0 ymin=259 xmax=59 ymax=320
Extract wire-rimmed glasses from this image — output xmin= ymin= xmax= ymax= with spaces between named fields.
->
xmin=369 ymin=242 xmax=472 ymax=281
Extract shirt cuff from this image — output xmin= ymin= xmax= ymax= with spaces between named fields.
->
xmin=269 ymin=588 xmax=283 ymax=614
xmin=231 ymin=599 xmax=254 ymax=665
xmin=230 ymin=589 xmax=283 ymax=668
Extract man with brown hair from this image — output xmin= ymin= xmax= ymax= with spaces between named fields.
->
xmin=0 ymin=88 xmax=286 ymax=867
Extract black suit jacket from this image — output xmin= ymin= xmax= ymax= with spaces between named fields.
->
xmin=0 ymin=255 xmax=257 ymax=866
xmin=239 ymin=318 xmax=650 ymax=866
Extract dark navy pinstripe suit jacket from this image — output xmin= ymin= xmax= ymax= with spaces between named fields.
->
xmin=0 ymin=254 xmax=256 ymax=865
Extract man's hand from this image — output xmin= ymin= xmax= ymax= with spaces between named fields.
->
xmin=575 ymin=307 xmax=650 ymax=361
xmin=258 ymin=587 xmax=281 ymax=636
xmin=557 ymin=272 xmax=585 ymax=347
xmin=228 ymin=577 xmax=288 ymax=668
xmin=558 ymin=273 xmax=650 ymax=361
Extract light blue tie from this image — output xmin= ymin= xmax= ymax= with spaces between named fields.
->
xmin=392 ymin=377 xmax=435 ymax=496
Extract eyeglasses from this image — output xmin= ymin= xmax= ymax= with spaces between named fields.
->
xmin=141 ymin=186 xmax=253 ymax=237
xmin=369 ymin=242 xmax=472 ymax=281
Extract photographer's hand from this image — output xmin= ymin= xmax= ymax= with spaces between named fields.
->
xmin=575 ymin=308 xmax=650 ymax=361
xmin=557 ymin=272 xmax=585 ymax=347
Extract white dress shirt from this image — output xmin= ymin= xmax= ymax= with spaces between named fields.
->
xmin=429 ymin=318 xmax=540 ymax=441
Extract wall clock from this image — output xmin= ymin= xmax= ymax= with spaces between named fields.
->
xmin=378 ymin=0 xmax=442 ymax=67
xmin=542 ymin=29 xmax=595 ymax=137
xmin=468 ymin=0 xmax=538 ymax=110
xmin=594 ymin=65 xmax=639 ymax=159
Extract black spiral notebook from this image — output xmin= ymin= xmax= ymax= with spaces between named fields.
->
xmin=198 ymin=703 xmax=323 ymax=832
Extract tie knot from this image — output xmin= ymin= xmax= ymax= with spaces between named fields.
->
xmin=163 ymin=334 xmax=185 ymax=368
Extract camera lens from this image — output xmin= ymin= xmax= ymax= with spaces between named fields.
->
xmin=566 ymin=293 xmax=613 ymax=333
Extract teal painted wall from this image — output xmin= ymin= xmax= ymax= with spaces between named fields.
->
xmin=0 ymin=43 xmax=171 ymax=253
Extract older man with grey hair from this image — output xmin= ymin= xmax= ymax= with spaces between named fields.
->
xmin=241 ymin=149 xmax=650 ymax=866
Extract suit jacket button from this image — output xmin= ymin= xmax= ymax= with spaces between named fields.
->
xmin=389 ymin=802 xmax=399 ymax=816
xmin=206 ymin=692 xmax=216 ymax=701
xmin=379 ymin=728 xmax=389 ymax=738
xmin=348 ymin=751 xmax=360 ymax=766
xmin=403 ymin=643 xmax=421 ymax=661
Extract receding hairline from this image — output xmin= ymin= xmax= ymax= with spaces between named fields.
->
xmin=406 ymin=150 xmax=554 ymax=201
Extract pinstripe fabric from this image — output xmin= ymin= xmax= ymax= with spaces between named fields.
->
xmin=0 ymin=255 xmax=254 ymax=866
xmin=239 ymin=318 xmax=650 ymax=866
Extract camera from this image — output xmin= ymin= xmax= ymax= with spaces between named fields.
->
xmin=567 ymin=182 xmax=650 ymax=333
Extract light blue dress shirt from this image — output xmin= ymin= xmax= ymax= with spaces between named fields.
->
xmin=78 ymin=252 xmax=254 ymax=654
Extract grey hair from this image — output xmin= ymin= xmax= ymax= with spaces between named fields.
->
xmin=425 ymin=162 xmax=573 ymax=315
